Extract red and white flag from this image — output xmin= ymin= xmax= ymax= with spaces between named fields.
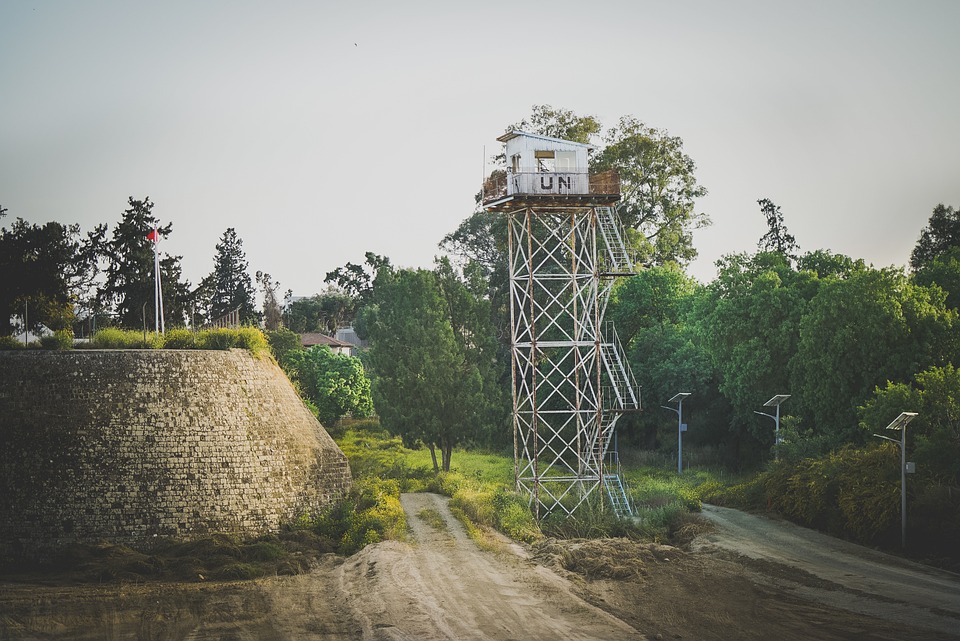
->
xmin=147 ymin=229 xmax=159 ymax=243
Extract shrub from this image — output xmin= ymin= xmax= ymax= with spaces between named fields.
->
xmin=161 ymin=328 xmax=196 ymax=349
xmin=267 ymin=327 xmax=303 ymax=366
xmin=39 ymin=329 xmax=74 ymax=350
xmin=231 ymin=326 xmax=271 ymax=356
xmin=315 ymin=477 xmax=407 ymax=555
xmin=0 ymin=336 xmax=23 ymax=350
xmin=196 ymin=328 xmax=237 ymax=350
xmin=449 ymin=481 xmax=540 ymax=543
xmin=90 ymin=328 xmax=163 ymax=349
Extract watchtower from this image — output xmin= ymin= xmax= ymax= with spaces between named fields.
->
xmin=483 ymin=130 xmax=640 ymax=518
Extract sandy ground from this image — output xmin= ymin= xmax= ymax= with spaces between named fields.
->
xmin=1 ymin=494 xmax=959 ymax=640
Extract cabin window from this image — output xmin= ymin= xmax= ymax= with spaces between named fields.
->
xmin=535 ymin=150 xmax=555 ymax=172
xmin=511 ymin=154 xmax=521 ymax=173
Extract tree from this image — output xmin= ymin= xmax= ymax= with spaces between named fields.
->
xmin=910 ymin=204 xmax=960 ymax=271
xmin=285 ymin=287 xmax=356 ymax=334
xmin=914 ymin=247 xmax=960 ymax=310
xmin=700 ymin=253 xmax=815 ymax=448
xmin=591 ymin=115 xmax=709 ymax=266
xmin=609 ymin=265 xmax=725 ymax=451
xmin=757 ymin=198 xmax=799 ymax=259
xmin=791 ymin=267 xmax=955 ymax=443
xmin=203 ymin=228 xmax=258 ymax=325
xmin=434 ymin=257 xmax=509 ymax=448
xmin=98 ymin=197 xmax=189 ymax=329
xmin=256 ymin=271 xmax=283 ymax=331
xmin=283 ymin=346 xmax=373 ymax=427
xmin=266 ymin=327 xmax=304 ymax=368
xmin=324 ymin=252 xmax=391 ymax=307
xmin=511 ymin=104 xmax=601 ymax=145
xmin=0 ymin=216 xmax=103 ymax=336
xmin=363 ymin=267 xmax=484 ymax=471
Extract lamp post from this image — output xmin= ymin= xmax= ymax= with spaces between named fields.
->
xmin=754 ymin=394 xmax=791 ymax=460
xmin=662 ymin=392 xmax=691 ymax=474
xmin=873 ymin=411 xmax=918 ymax=549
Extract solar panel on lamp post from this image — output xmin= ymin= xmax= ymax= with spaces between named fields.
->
xmin=873 ymin=411 xmax=918 ymax=549
xmin=754 ymin=394 xmax=790 ymax=461
xmin=661 ymin=393 xmax=691 ymax=474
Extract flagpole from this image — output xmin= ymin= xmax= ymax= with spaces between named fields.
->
xmin=153 ymin=231 xmax=160 ymax=334
xmin=156 ymin=238 xmax=167 ymax=334
xmin=147 ymin=226 xmax=165 ymax=335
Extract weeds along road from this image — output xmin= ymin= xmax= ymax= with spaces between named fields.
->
xmin=698 ymin=504 xmax=960 ymax=637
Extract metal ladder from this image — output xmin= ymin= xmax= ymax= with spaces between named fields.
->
xmin=596 ymin=206 xmax=633 ymax=274
xmin=603 ymin=451 xmax=634 ymax=518
xmin=600 ymin=323 xmax=640 ymax=411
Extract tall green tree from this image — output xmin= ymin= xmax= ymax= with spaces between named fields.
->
xmin=757 ymin=198 xmax=799 ymax=259
xmin=363 ymin=267 xmax=484 ymax=471
xmin=434 ymin=257 xmax=509 ymax=448
xmin=511 ymin=104 xmax=601 ymax=145
xmin=860 ymin=364 xmax=960 ymax=485
xmin=202 ymin=228 xmax=258 ymax=325
xmin=700 ymin=252 xmax=816 ymax=452
xmin=591 ymin=115 xmax=709 ymax=266
xmin=98 ymin=197 xmax=189 ymax=329
xmin=0 ymin=216 xmax=104 ymax=335
xmin=910 ymin=203 xmax=960 ymax=271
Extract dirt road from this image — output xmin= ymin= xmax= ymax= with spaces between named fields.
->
xmin=3 ymin=494 xmax=960 ymax=640
xmin=335 ymin=492 xmax=643 ymax=640
xmin=697 ymin=504 xmax=960 ymax=637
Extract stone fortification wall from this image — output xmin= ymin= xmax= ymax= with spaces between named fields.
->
xmin=0 ymin=349 xmax=351 ymax=560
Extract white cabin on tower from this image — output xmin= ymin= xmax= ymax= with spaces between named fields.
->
xmin=500 ymin=130 xmax=592 ymax=195
xmin=483 ymin=130 xmax=619 ymax=206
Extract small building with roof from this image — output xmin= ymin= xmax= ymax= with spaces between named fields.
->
xmin=299 ymin=333 xmax=354 ymax=356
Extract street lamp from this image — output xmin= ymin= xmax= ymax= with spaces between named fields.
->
xmin=754 ymin=394 xmax=790 ymax=460
xmin=662 ymin=392 xmax=691 ymax=474
xmin=873 ymin=411 xmax=918 ymax=549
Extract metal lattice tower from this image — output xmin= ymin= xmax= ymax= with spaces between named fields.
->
xmin=483 ymin=130 xmax=641 ymax=518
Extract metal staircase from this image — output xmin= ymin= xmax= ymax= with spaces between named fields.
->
xmin=603 ymin=451 xmax=634 ymax=517
xmin=597 ymin=206 xmax=633 ymax=275
xmin=600 ymin=323 xmax=640 ymax=412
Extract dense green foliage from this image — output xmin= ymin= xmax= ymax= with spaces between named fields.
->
xmin=283 ymin=346 xmax=374 ymax=427
xmin=613 ymin=240 xmax=958 ymax=470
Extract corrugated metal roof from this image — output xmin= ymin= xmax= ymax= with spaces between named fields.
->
xmin=496 ymin=129 xmax=595 ymax=150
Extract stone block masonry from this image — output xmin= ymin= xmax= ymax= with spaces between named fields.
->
xmin=0 ymin=349 xmax=352 ymax=561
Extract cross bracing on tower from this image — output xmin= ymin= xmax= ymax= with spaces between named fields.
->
xmin=483 ymin=130 xmax=641 ymax=519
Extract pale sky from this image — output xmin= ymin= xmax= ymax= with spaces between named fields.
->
xmin=2 ymin=1 xmax=958 ymax=297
